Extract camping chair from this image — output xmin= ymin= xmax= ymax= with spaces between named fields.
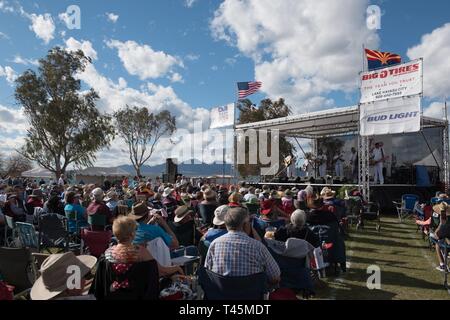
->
xmin=4 ymin=215 xmax=17 ymax=247
xmin=15 ymin=222 xmax=39 ymax=250
xmin=0 ymin=247 xmax=38 ymax=299
xmin=359 ymin=202 xmax=381 ymax=232
xmin=393 ymin=194 xmax=419 ymax=222
xmin=197 ymin=267 xmax=267 ymax=300
xmin=198 ymin=204 xmax=217 ymax=227
xmin=38 ymin=213 xmax=76 ymax=253
xmin=88 ymin=214 xmax=107 ymax=231
xmin=80 ymin=229 xmax=112 ymax=258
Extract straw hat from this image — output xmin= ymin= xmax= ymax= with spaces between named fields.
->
xmin=213 ymin=205 xmax=229 ymax=226
xmin=228 ymin=192 xmax=242 ymax=204
xmin=174 ymin=206 xmax=193 ymax=223
xmin=129 ymin=202 xmax=150 ymax=220
xmin=320 ymin=187 xmax=336 ymax=200
xmin=30 ymin=252 xmax=96 ymax=300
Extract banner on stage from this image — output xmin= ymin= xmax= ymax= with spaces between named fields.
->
xmin=210 ymin=103 xmax=235 ymax=129
xmin=360 ymin=59 xmax=422 ymax=104
xmin=360 ymin=95 xmax=421 ymax=136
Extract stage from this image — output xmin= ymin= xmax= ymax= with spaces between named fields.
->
xmin=249 ymin=182 xmax=439 ymax=214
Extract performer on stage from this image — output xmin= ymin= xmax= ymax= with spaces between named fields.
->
xmin=371 ymin=142 xmax=387 ymax=185
xmin=285 ymin=155 xmax=296 ymax=178
xmin=316 ymin=149 xmax=327 ymax=178
xmin=349 ymin=147 xmax=358 ymax=182
xmin=333 ymin=149 xmax=345 ymax=177
xmin=302 ymin=154 xmax=315 ymax=178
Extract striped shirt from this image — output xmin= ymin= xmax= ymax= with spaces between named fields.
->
xmin=205 ymin=231 xmax=280 ymax=280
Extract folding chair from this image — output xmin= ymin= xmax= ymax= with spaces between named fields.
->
xmin=15 ymin=222 xmax=39 ymax=250
xmin=4 ymin=215 xmax=17 ymax=247
xmin=88 ymin=214 xmax=107 ymax=231
xmin=38 ymin=213 xmax=77 ymax=253
xmin=393 ymin=194 xmax=419 ymax=222
xmin=197 ymin=267 xmax=267 ymax=300
xmin=80 ymin=229 xmax=112 ymax=258
xmin=0 ymin=247 xmax=38 ymax=299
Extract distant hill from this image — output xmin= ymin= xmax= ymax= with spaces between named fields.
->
xmin=118 ymin=160 xmax=233 ymax=178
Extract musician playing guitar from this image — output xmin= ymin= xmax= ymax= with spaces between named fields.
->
xmin=371 ymin=142 xmax=389 ymax=185
xmin=333 ymin=150 xmax=345 ymax=177
xmin=316 ymin=149 xmax=327 ymax=178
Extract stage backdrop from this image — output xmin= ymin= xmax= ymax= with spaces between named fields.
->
xmin=359 ymin=95 xmax=421 ymax=136
xmin=360 ymin=59 xmax=423 ymax=104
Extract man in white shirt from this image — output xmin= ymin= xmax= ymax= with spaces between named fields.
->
xmin=316 ymin=149 xmax=327 ymax=178
xmin=372 ymin=142 xmax=385 ymax=185
xmin=303 ymin=156 xmax=314 ymax=178
xmin=333 ymin=150 xmax=345 ymax=177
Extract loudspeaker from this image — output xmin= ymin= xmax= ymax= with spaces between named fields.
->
xmin=165 ymin=158 xmax=178 ymax=183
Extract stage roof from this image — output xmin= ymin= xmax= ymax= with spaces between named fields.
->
xmin=235 ymin=105 xmax=448 ymax=138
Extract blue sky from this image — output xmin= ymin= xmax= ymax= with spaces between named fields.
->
xmin=0 ymin=0 xmax=449 ymax=166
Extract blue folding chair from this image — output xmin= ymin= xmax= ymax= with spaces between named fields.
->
xmin=393 ymin=194 xmax=420 ymax=222
xmin=15 ymin=222 xmax=39 ymax=250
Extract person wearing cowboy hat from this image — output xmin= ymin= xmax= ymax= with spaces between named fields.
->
xmin=129 ymin=202 xmax=180 ymax=250
xmin=104 ymin=190 xmax=119 ymax=217
xmin=432 ymin=202 xmax=450 ymax=272
xmin=86 ymin=188 xmax=112 ymax=231
xmin=281 ymin=189 xmax=295 ymax=215
xmin=162 ymin=187 xmax=178 ymax=218
xmin=26 ymin=189 xmax=44 ymax=218
xmin=31 ymin=252 xmax=97 ymax=300
xmin=3 ymin=193 xmax=26 ymax=222
xmin=167 ymin=206 xmax=202 ymax=247
xmin=306 ymin=194 xmax=339 ymax=226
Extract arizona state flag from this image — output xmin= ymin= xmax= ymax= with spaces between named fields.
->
xmin=365 ymin=49 xmax=401 ymax=71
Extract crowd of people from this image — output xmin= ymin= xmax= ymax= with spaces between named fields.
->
xmin=0 ymin=174 xmax=370 ymax=300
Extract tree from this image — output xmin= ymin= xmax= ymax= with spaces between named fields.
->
xmin=14 ymin=47 xmax=115 ymax=178
xmin=236 ymin=98 xmax=295 ymax=177
xmin=5 ymin=153 xmax=32 ymax=177
xmin=114 ymin=106 xmax=176 ymax=177
xmin=0 ymin=151 xmax=5 ymax=177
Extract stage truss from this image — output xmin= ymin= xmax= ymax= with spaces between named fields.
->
xmin=235 ymin=105 xmax=450 ymax=201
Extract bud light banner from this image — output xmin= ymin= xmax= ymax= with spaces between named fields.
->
xmin=360 ymin=96 xmax=421 ymax=136
xmin=210 ymin=103 xmax=235 ymax=129
xmin=360 ymin=59 xmax=422 ymax=104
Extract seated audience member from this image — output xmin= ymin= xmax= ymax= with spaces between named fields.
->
xmin=31 ymin=252 xmax=97 ymax=300
xmin=228 ymin=192 xmax=243 ymax=208
xmin=130 ymin=202 xmax=179 ymax=250
xmin=243 ymin=187 xmax=258 ymax=203
xmin=306 ymin=195 xmax=338 ymax=226
xmin=91 ymin=216 xmax=182 ymax=300
xmin=321 ymin=188 xmax=346 ymax=220
xmin=203 ymin=205 xmax=229 ymax=243
xmin=431 ymin=202 xmax=450 ymax=272
xmin=43 ymin=190 xmax=65 ymax=215
xmin=162 ymin=187 xmax=178 ymax=218
xmin=26 ymin=189 xmax=44 ymax=218
xmin=217 ymin=187 xmax=229 ymax=206
xmin=64 ymin=191 xmax=88 ymax=233
xmin=105 ymin=191 xmax=119 ymax=217
xmin=86 ymin=188 xmax=113 ymax=230
xmin=149 ymin=192 xmax=164 ymax=210
xmin=281 ymin=189 xmax=295 ymax=215
xmin=168 ymin=206 xmax=202 ymax=247
xmin=296 ymin=185 xmax=314 ymax=211
xmin=3 ymin=194 xmax=26 ymax=222
xmin=205 ymin=207 xmax=280 ymax=284
xmin=202 ymin=189 xmax=218 ymax=206
xmin=274 ymin=210 xmax=320 ymax=247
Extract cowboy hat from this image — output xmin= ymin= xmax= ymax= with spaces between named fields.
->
xmin=129 ymin=202 xmax=150 ymax=221
xmin=228 ymin=192 xmax=242 ymax=204
xmin=30 ymin=252 xmax=96 ymax=300
xmin=213 ymin=205 xmax=229 ymax=226
xmin=163 ymin=187 xmax=174 ymax=197
xmin=174 ymin=205 xmax=193 ymax=223
xmin=322 ymin=189 xmax=336 ymax=200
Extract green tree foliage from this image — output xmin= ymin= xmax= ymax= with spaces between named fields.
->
xmin=15 ymin=47 xmax=115 ymax=177
xmin=114 ymin=105 xmax=176 ymax=177
xmin=236 ymin=98 xmax=295 ymax=178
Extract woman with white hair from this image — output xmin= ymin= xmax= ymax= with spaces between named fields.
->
xmin=274 ymin=209 xmax=320 ymax=247
xmin=86 ymin=187 xmax=113 ymax=231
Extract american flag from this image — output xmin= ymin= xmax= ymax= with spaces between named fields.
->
xmin=237 ymin=81 xmax=262 ymax=99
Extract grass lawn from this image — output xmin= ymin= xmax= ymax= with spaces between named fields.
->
xmin=314 ymin=216 xmax=450 ymax=300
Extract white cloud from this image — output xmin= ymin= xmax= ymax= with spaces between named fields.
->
xmin=0 ymin=104 xmax=28 ymax=155
xmin=211 ymin=65 xmax=218 ymax=71
xmin=424 ymin=102 xmax=446 ymax=119
xmin=0 ymin=31 xmax=9 ymax=39
xmin=184 ymin=0 xmax=198 ymax=8
xmin=12 ymin=55 xmax=39 ymax=66
xmin=0 ymin=0 xmax=14 ymax=13
xmin=211 ymin=0 xmax=379 ymax=112
xmin=106 ymin=39 xmax=183 ymax=80
xmin=106 ymin=12 xmax=119 ymax=23
xmin=170 ymin=72 xmax=184 ymax=83
xmin=28 ymin=13 xmax=55 ymax=44
xmin=225 ymin=57 xmax=237 ymax=66
xmin=407 ymin=23 xmax=450 ymax=99
xmin=0 ymin=65 xmax=17 ymax=84
xmin=65 ymin=37 xmax=98 ymax=60
xmin=185 ymin=54 xmax=200 ymax=61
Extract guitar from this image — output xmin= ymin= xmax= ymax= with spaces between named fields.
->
xmin=284 ymin=156 xmax=293 ymax=167
xmin=370 ymin=156 xmax=389 ymax=166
